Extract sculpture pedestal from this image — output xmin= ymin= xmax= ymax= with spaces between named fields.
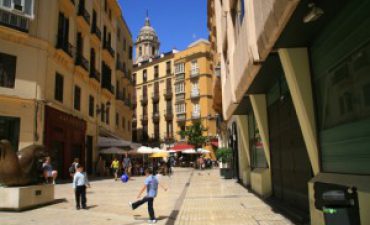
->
xmin=0 ymin=184 xmax=55 ymax=211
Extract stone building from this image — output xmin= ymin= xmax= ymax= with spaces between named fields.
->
xmin=0 ymin=0 xmax=134 ymax=178
xmin=208 ymin=0 xmax=370 ymax=224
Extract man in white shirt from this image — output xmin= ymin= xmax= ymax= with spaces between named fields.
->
xmin=73 ymin=164 xmax=90 ymax=210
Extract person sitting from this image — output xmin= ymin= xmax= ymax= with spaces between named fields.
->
xmin=42 ymin=156 xmax=58 ymax=184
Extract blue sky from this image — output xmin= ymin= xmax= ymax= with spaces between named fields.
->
xmin=119 ymin=0 xmax=208 ymax=53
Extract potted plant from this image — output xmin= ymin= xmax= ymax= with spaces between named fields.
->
xmin=216 ymin=147 xmax=233 ymax=179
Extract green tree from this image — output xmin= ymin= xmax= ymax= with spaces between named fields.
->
xmin=179 ymin=121 xmax=208 ymax=149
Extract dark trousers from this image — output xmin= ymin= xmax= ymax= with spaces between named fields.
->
xmin=132 ymin=197 xmax=155 ymax=220
xmin=75 ymin=185 xmax=86 ymax=208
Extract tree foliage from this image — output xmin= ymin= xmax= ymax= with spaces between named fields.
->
xmin=179 ymin=121 xmax=208 ymax=149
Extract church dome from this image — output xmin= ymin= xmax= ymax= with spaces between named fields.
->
xmin=136 ymin=17 xmax=159 ymax=43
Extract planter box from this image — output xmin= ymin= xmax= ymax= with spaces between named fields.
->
xmin=0 ymin=184 xmax=56 ymax=211
xmin=220 ymin=168 xmax=233 ymax=179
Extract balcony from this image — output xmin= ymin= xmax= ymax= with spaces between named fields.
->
xmin=103 ymin=42 xmax=115 ymax=57
xmin=152 ymin=92 xmax=160 ymax=103
xmin=116 ymin=61 xmax=124 ymax=74
xmin=163 ymin=89 xmax=172 ymax=100
xmin=192 ymin=112 xmax=201 ymax=120
xmin=124 ymin=99 xmax=131 ymax=108
xmin=140 ymin=95 xmax=148 ymax=106
xmin=176 ymin=113 xmax=186 ymax=122
xmin=175 ymin=93 xmax=185 ymax=103
xmin=152 ymin=112 xmax=160 ymax=123
xmin=190 ymin=68 xmax=200 ymax=78
xmin=116 ymin=91 xmax=124 ymax=102
xmin=190 ymin=89 xmax=200 ymax=99
xmin=102 ymin=83 xmax=115 ymax=95
xmin=56 ymin=39 xmax=74 ymax=59
xmin=78 ymin=4 xmax=90 ymax=25
xmin=75 ymin=53 xmax=89 ymax=72
xmin=0 ymin=9 xmax=30 ymax=32
xmin=175 ymin=73 xmax=185 ymax=80
xmin=59 ymin=0 xmax=75 ymax=15
xmin=132 ymin=98 xmax=137 ymax=108
xmin=91 ymin=25 xmax=101 ymax=46
xmin=89 ymin=67 xmax=101 ymax=82
xmin=141 ymin=115 xmax=148 ymax=124
xmin=164 ymin=109 xmax=173 ymax=121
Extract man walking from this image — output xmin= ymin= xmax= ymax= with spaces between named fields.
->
xmin=111 ymin=157 xmax=120 ymax=181
xmin=73 ymin=164 xmax=90 ymax=210
xmin=122 ymin=153 xmax=132 ymax=176
xmin=129 ymin=168 xmax=167 ymax=224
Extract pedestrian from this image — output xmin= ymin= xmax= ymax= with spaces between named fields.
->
xmin=129 ymin=168 xmax=168 ymax=224
xmin=73 ymin=164 xmax=90 ymax=210
xmin=122 ymin=153 xmax=132 ymax=176
xmin=166 ymin=158 xmax=172 ymax=177
xmin=42 ymin=156 xmax=58 ymax=184
xmin=69 ymin=157 xmax=79 ymax=177
xmin=111 ymin=157 xmax=120 ymax=181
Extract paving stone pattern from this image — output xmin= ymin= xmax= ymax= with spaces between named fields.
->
xmin=0 ymin=168 xmax=294 ymax=225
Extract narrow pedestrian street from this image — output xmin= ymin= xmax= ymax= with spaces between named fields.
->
xmin=0 ymin=168 xmax=293 ymax=225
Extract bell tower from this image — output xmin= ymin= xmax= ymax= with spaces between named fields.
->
xmin=135 ymin=12 xmax=160 ymax=63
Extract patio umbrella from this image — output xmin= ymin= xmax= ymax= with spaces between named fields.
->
xmin=137 ymin=146 xmax=154 ymax=154
xmin=197 ymin=148 xmax=211 ymax=154
xmin=182 ymin=149 xmax=199 ymax=154
xmin=149 ymin=151 xmax=169 ymax=158
xmin=99 ymin=147 xmax=127 ymax=155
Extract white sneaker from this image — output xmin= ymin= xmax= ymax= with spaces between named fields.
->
xmin=128 ymin=202 xmax=133 ymax=209
xmin=148 ymin=219 xmax=157 ymax=224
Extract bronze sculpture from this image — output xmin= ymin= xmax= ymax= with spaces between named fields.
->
xmin=0 ymin=139 xmax=47 ymax=187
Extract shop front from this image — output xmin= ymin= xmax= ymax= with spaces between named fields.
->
xmin=44 ymin=106 xmax=86 ymax=179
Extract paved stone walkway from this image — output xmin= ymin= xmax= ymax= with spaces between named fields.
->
xmin=0 ymin=168 xmax=294 ymax=225
xmin=175 ymin=170 xmax=294 ymax=225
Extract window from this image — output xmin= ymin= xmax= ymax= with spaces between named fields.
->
xmin=106 ymin=106 xmax=110 ymax=124
xmin=122 ymin=116 xmax=126 ymax=130
xmin=139 ymin=46 xmax=142 ymax=57
xmin=54 ymin=73 xmax=64 ymax=102
xmin=154 ymin=65 xmax=159 ymax=79
xmin=101 ymin=103 xmax=105 ymax=122
xmin=104 ymin=0 xmax=107 ymax=12
xmin=89 ymin=95 xmax=94 ymax=117
xmin=0 ymin=0 xmax=34 ymax=17
xmin=129 ymin=46 xmax=133 ymax=59
xmin=175 ymin=63 xmax=184 ymax=74
xmin=143 ymin=69 xmax=147 ymax=82
xmin=248 ymin=112 xmax=268 ymax=168
xmin=0 ymin=52 xmax=16 ymax=88
xmin=74 ymin=86 xmax=81 ymax=111
xmin=166 ymin=61 xmax=171 ymax=74
xmin=193 ymin=104 xmax=200 ymax=113
xmin=175 ymin=104 xmax=185 ymax=114
xmin=116 ymin=112 xmax=119 ymax=127
xmin=117 ymin=28 xmax=121 ymax=39
xmin=175 ymin=82 xmax=185 ymax=94
xmin=152 ymin=46 xmax=156 ymax=55
xmin=191 ymin=60 xmax=199 ymax=75
xmin=127 ymin=120 xmax=130 ymax=131
xmin=132 ymin=73 xmax=136 ymax=85
xmin=123 ymin=38 xmax=127 ymax=51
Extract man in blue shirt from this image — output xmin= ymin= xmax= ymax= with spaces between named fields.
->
xmin=73 ymin=164 xmax=90 ymax=210
xmin=129 ymin=168 xmax=167 ymax=224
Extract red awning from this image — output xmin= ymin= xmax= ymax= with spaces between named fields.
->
xmin=170 ymin=143 xmax=195 ymax=152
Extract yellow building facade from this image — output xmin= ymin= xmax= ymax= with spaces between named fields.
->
xmin=0 ymin=0 xmax=133 ymax=178
xmin=133 ymin=36 xmax=217 ymax=157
